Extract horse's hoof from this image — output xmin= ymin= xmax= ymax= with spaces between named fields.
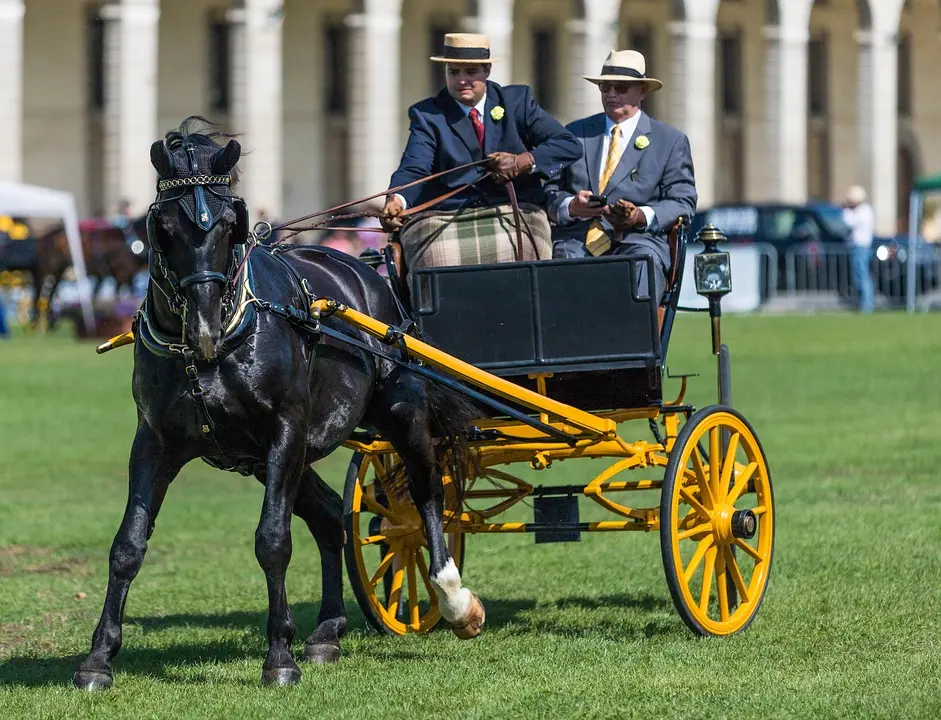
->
xmin=261 ymin=666 xmax=301 ymax=687
xmin=303 ymin=642 xmax=341 ymax=665
xmin=451 ymin=592 xmax=485 ymax=640
xmin=73 ymin=670 xmax=113 ymax=691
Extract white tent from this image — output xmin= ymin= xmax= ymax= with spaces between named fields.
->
xmin=0 ymin=181 xmax=95 ymax=331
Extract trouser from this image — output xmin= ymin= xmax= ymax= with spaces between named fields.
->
xmin=851 ymin=245 xmax=874 ymax=313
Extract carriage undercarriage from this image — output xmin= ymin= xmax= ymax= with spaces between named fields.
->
xmin=315 ymin=297 xmax=775 ymax=640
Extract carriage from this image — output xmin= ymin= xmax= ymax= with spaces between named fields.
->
xmin=333 ymin=221 xmax=775 ymax=638
xmin=82 ymin=129 xmax=774 ymax=690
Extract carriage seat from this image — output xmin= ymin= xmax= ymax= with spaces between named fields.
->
xmin=383 ymin=220 xmax=687 ymax=412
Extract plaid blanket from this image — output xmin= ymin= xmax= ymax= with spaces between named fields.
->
xmin=400 ymin=203 xmax=552 ymax=270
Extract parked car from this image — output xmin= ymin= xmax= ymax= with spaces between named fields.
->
xmin=871 ymin=234 xmax=941 ymax=303
xmin=690 ymin=203 xmax=853 ymax=296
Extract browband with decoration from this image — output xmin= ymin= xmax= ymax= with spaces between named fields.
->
xmin=157 ymin=175 xmax=232 ymax=193
xmin=600 ymin=66 xmax=646 ymax=79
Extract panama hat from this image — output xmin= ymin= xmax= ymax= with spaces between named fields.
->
xmin=584 ymin=49 xmax=663 ymax=92
xmin=430 ymin=33 xmax=499 ymax=64
xmin=846 ymin=185 xmax=868 ymax=204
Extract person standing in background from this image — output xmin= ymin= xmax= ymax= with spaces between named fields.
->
xmin=842 ymin=185 xmax=875 ymax=314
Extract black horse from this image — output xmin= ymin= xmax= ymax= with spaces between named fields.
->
xmin=74 ymin=118 xmax=485 ymax=690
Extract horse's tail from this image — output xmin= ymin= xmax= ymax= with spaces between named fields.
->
xmin=422 ymin=375 xmax=483 ymax=510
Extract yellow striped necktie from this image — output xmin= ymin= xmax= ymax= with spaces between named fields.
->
xmin=585 ymin=125 xmax=622 ymax=256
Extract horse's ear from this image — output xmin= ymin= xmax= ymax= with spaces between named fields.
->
xmin=231 ymin=198 xmax=248 ymax=245
xmin=212 ymin=140 xmax=241 ymax=176
xmin=150 ymin=141 xmax=173 ymax=178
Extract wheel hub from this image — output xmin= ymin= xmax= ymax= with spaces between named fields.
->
xmin=730 ymin=509 xmax=757 ymax=540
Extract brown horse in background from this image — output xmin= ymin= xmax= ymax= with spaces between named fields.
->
xmin=24 ymin=216 xmax=149 ymax=328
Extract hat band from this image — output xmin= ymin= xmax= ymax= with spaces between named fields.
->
xmin=600 ymin=66 xmax=645 ymax=79
xmin=442 ymin=46 xmax=491 ymax=60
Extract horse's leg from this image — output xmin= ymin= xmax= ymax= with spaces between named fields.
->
xmin=74 ymin=423 xmax=181 ymax=691
xmin=256 ymin=419 xmax=307 ymax=686
xmin=292 ymin=467 xmax=347 ymax=664
xmin=367 ymin=370 xmax=485 ymax=639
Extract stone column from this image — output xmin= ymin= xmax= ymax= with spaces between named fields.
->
xmin=0 ymin=0 xmax=24 ymax=183
xmin=228 ymin=0 xmax=283 ymax=219
xmin=346 ymin=0 xmax=403 ymax=200
xmin=464 ymin=0 xmax=513 ymax=86
xmin=856 ymin=2 xmax=904 ymax=234
xmin=670 ymin=13 xmax=718 ymax=210
xmin=100 ymin=0 xmax=159 ymax=216
xmin=763 ymin=0 xmax=813 ymax=204
xmin=567 ymin=0 xmax=620 ymax=124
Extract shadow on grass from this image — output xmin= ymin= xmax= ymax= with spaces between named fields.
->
xmin=0 ymin=594 xmax=679 ymax=687
xmin=0 ymin=597 xmax=539 ymax=688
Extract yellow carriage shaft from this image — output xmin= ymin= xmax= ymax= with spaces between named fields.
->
xmin=312 ymin=299 xmax=617 ymax=438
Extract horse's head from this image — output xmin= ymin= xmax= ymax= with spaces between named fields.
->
xmin=147 ymin=117 xmax=248 ymax=361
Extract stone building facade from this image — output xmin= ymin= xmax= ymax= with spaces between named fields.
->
xmin=1 ymin=0 xmax=938 ymax=235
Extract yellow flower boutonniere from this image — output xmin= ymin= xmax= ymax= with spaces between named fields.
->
xmin=490 ymin=106 xmax=505 ymax=121
xmin=635 ymin=135 xmax=650 ymax=150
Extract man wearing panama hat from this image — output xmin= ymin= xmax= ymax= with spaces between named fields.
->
xmin=545 ymin=49 xmax=697 ymax=302
xmin=380 ymin=33 xmax=580 ymax=270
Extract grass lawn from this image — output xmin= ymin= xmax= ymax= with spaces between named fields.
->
xmin=1 ymin=313 xmax=940 ymax=719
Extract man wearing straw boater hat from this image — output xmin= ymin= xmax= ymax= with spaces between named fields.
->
xmin=545 ymin=50 xmax=697 ymax=302
xmin=380 ymin=33 xmax=580 ymax=270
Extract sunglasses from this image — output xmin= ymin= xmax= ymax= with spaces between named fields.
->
xmin=598 ymin=82 xmax=638 ymax=94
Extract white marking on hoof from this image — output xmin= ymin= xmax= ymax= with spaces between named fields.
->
xmin=430 ymin=558 xmax=472 ymax=624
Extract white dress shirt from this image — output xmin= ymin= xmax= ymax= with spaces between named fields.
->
xmin=558 ymin=111 xmax=655 ymax=230
xmin=842 ymin=203 xmax=875 ymax=248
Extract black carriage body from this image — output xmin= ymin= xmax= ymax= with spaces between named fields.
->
xmin=408 ymin=253 xmax=684 ymax=411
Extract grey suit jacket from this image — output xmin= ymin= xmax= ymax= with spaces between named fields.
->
xmin=544 ymin=111 xmax=697 ymax=268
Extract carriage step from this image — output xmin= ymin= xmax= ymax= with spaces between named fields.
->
xmin=533 ymin=495 xmax=581 ymax=544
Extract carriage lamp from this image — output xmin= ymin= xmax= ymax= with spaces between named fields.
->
xmin=694 ymin=224 xmax=731 ymax=356
xmin=694 ymin=225 xmax=732 ymax=299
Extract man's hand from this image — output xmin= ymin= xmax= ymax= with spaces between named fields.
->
xmin=605 ymin=199 xmax=646 ymax=231
xmin=568 ymin=190 xmax=606 ymax=219
xmin=380 ymin=195 xmax=405 ymax=232
xmin=487 ymin=152 xmax=534 ymax=183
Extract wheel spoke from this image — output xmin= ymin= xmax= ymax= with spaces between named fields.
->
xmin=734 ymin=537 xmax=765 ymax=562
xmin=678 ymin=521 xmax=713 ymax=542
xmin=386 ymin=561 xmax=405 ymax=618
xmin=369 ymin=548 xmax=396 ymax=589
xmin=679 ymin=486 xmax=710 ymax=519
xmin=726 ymin=462 xmax=758 ymax=506
xmin=359 ymin=533 xmax=388 ymax=547
xmin=718 ymin=433 xmax=741 ymax=503
xmin=752 ymin=505 xmax=768 ymax=516
xmin=691 ymin=447 xmax=715 ymax=508
xmin=723 ymin=546 xmax=751 ymax=604
xmin=699 ymin=546 xmax=717 ymax=614
xmin=415 ymin=549 xmax=436 ymax=597
xmin=405 ymin=550 xmax=420 ymax=629
xmin=716 ymin=549 xmax=730 ymax=621
xmin=683 ymin=535 xmax=714 ymax=583
xmin=709 ymin=427 xmax=720 ymax=500
xmin=362 ymin=488 xmax=393 ymax=519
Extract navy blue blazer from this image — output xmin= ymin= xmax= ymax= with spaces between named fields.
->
xmin=389 ymin=82 xmax=580 ymax=212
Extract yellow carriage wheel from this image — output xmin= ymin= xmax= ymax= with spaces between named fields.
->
xmin=343 ymin=452 xmax=465 ymax=636
xmin=660 ymin=405 xmax=774 ymax=636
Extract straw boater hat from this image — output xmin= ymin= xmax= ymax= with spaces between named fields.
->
xmin=430 ymin=33 xmax=500 ymax=64
xmin=584 ymin=49 xmax=663 ymax=93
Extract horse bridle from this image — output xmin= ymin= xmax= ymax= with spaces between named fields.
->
xmin=146 ymin=143 xmax=249 ymax=330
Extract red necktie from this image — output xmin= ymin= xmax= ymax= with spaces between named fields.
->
xmin=469 ymin=108 xmax=485 ymax=148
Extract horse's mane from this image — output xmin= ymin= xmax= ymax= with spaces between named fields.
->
xmin=162 ymin=115 xmax=242 ymax=186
